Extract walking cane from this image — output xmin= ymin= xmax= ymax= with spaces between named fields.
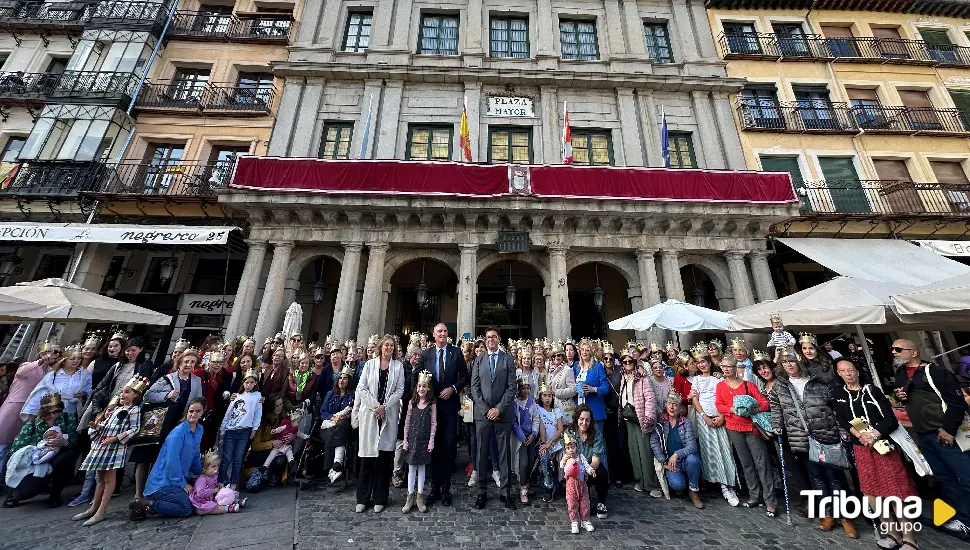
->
xmin=776 ymin=435 xmax=793 ymax=526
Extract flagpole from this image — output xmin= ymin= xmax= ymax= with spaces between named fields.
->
xmin=358 ymin=93 xmax=373 ymax=159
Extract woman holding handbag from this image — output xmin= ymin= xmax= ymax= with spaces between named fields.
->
xmin=617 ymin=352 xmax=660 ymax=497
xmin=833 ymin=359 xmax=918 ymax=550
xmin=768 ymin=344 xmax=856 ymax=539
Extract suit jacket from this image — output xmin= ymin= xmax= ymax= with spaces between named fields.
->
xmin=470 ymin=350 xmax=516 ymax=423
xmin=417 ymin=344 xmax=469 ymax=416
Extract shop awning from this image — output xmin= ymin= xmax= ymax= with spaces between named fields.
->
xmin=0 ymin=223 xmax=238 ymax=245
xmin=914 ymin=240 xmax=970 ymax=257
xmin=776 ymin=238 xmax=970 ymax=286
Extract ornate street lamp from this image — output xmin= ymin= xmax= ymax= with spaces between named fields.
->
xmin=505 ymin=261 xmax=516 ymax=309
xmin=592 ymin=262 xmax=604 ymax=313
xmin=158 ymin=256 xmax=178 ymax=287
xmin=313 ymin=258 xmax=326 ymax=306
xmin=0 ymin=253 xmax=22 ymax=282
xmin=415 ymin=259 xmax=428 ymax=307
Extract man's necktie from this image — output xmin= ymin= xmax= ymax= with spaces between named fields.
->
xmin=490 ymin=353 xmax=497 ymax=379
xmin=437 ymin=349 xmax=444 ymax=381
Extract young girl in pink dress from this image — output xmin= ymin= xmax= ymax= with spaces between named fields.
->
xmin=190 ymin=449 xmax=247 ymax=515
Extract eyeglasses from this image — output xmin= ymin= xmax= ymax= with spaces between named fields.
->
xmin=41 ymin=409 xmax=60 ymax=417
xmin=890 ymin=347 xmax=913 ymax=353
xmin=621 ymin=359 xmax=635 ymax=364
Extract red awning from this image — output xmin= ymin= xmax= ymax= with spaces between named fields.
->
xmin=229 ymin=157 xmax=797 ymax=204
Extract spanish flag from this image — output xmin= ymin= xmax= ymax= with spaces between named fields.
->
xmin=459 ymin=97 xmax=472 ymax=162
xmin=562 ymin=101 xmax=573 ymax=164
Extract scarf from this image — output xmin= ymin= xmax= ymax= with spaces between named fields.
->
xmin=294 ymin=369 xmax=311 ymax=393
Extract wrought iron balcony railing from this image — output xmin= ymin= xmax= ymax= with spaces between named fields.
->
xmin=167 ymin=10 xmax=292 ymax=42
xmin=52 ymin=70 xmax=140 ymax=101
xmin=0 ymin=1 xmax=92 ymax=30
xmin=851 ymin=105 xmax=970 ymax=135
xmin=796 ymin=180 xmax=970 ymax=216
xmin=0 ymin=71 xmax=61 ymax=102
xmin=136 ymin=80 xmax=276 ymax=114
xmin=737 ymin=101 xmax=859 ymax=133
xmin=719 ymin=33 xmax=781 ymax=59
xmin=87 ymin=0 xmax=169 ymax=31
xmin=0 ymin=159 xmax=234 ymax=197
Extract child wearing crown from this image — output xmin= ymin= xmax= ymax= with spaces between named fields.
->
xmin=401 ymin=370 xmax=436 ymax=513
xmin=219 ymin=367 xmax=263 ymax=490
xmin=190 ymin=449 xmax=246 ymax=515
xmin=73 ymin=375 xmax=145 ymax=526
xmin=561 ymin=430 xmax=595 ymax=534
xmin=767 ymin=314 xmax=796 ymax=356
xmin=261 ymin=408 xmax=307 ymax=475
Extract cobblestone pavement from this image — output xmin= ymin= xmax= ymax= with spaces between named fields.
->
xmin=1 ymin=473 xmax=966 ymax=550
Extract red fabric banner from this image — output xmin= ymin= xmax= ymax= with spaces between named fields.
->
xmin=230 ymin=157 xmax=797 ymax=204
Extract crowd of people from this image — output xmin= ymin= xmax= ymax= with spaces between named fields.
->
xmin=0 ymin=314 xmax=968 ymax=548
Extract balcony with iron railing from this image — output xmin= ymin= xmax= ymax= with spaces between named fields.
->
xmin=719 ymin=32 xmax=970 ymax=67
xmin=0 ymin=0 xmax=92 ymax=31
xmin=86 ymin=0 xmax=170 ymax=33
xmin=0 ymin=71 xmax=61 ymax=103
xmin=736 ymin=101 xmax=860 ymax=133
xmin=796 ymin=180 xmax=970 ymax=216
xmin=0 ymin=159 xmax=234 ymax=197
xmin=135 ymin=80 xmax=276 ymax=114
xmin=51 ymin=70 xmax=140 ymax=104
xmin=167 ymin=10 xmax=292 ymax=43
xmin=851 ymin=105 xmax=970 ymax=135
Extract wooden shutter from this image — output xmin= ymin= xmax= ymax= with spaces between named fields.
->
xmin=898 ymin=90 xmax=933 ymax=108
xmin=821 ymin=26 xmax=853 ymax=38
xmin=951 ymin=91 xmax=970 ymax=112
xmin=931 ymin=161 xmax=970 ymax=184
xmin=872 ymin=160 xmax=912 ymax=182
xmin=872 ymin=27 xmax=902 ymax=39
xmin=919 ymin=29 xmax=953 ymax=46
xmin=846 ymin=88 xmax=878 ymax=100
xmin=873 ymin=160 xmax=918 ymax=213
xmin=760 ymin=156 xmax=803 ymax=182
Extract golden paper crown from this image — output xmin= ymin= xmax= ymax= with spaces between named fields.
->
xmin=690 ymin=343 xmax=708 ymax=359
xmin=677 ymin=350 xmax=691 ymax=364
xmin=562 ymin=430 xmax=575 ymax=446
xmin=649 ymin=342 xmax=661 ymax=353
xmin=203 ymin=447 xmax=221 ymax=467
xmin=564 ymin=338 xmax=575 ymax=346
xmin=417 ymin=370 xmax=433 ymax=385
xmin=313 ymin=347 xmax=326 ymax=357
xmin=507 ymin=338 xmax=516 ymax=348
xmin=666 ymin=390 xmax=683 ymax=405
xmin=707 ymin=338 xmax=723 ymax=350
xmin=61 ymin=344 xmax=81 ymax=358
xmin=474 ymin=335 xmax=485 ymax=344
xmin=244 ymin=367 xmax=260 ymax=380
xmin=264 ymin=336 xmax=274 ymax=346
xmin=751 ymin=349 xmax=767 ymax=362
xmin=730 ymin=337 xmax=746 ymax=350
xmin=111 ymin=330 xmax=127 ymax=341
xmin=798 ymin=333 xmax=817 ymax=346
xmin=38 ymin=339 xmax=62 ymax=353
xmin=635 ymin=342 xmax=647 ymax=352
xmin=541 ymin=338 xmax=552 ymax=348
xmin=550 ymin=342 xmax=564 ymax=356
xmin=209 ymin=351 xmax=226 ymax=363
xmin=339 ymin=365 xmax=355 ymax=377
xmin=778 ymin=346 xmax=797 ymax=360
xmin=290 ymin=331 xmax=303 ymax=339
xmin=344 ymin=340 xmax=357 ymax=351
xmin=243 ymin=336 xmax=256 ymax=345
xmin=665 ymin=341 xmax=676 ymax=352
xmin=40 ymin=392 xmax=63 ymax=410
xmin=602 ymin=342 xmax=614 ymax=355
xmin=182 ymin=348 xmax=201 ymax=360
xmin=519 ymin=347 xmax=532 ymax=358
xmin=367 ymin=334 xmax=380 ymax=346
xmin=538 ymin=382 xmax=551 ymax=394
xmin=769 ymin=313 xmax=783 ymax=324
xmin=83 ymin=333 xmax=101 ymax=348
xmin=173 ymin=338 xmax=191 ymax=351
xmin=626 ymin=340 xmax=638 ymax=351
xmin=124 ymin=375 xmax=149 ymax=394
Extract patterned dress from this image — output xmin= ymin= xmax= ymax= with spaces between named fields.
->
xmin=80 ymin=404 xmax=140 ymax=471
xmin=404 ymin=401 xmax=436 ymax=466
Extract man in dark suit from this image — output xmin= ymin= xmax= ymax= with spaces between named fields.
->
xmin=470 ymin=326 xmax=517 ymax=510
xmin=417 ymin=323 xmax=469 ymax=507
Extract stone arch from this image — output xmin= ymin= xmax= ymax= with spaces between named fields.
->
xmin=565 ymin=252 xmax=640 ymax=290
xmin=285 ymin=246 xmax=345 ymax=281
xmin=475 ymin=251 xmax=550 ymax=286
xmin=382 ymin=249 xmax=460 ymax=285
xmin=677 ymin=253 xmax=733 ymax=300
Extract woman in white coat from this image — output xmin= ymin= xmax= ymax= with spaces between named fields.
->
xmin=352 ymin=334 xmax=404 ymax=513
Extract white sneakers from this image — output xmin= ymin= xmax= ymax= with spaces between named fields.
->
xmin=582 ymin=520 xmax=594 ymax=532
xmin=492 ymin=470 xmax=501 ymax=488
xmin=571 ymin=522 xmax=580 ymax=534
xmin=721 ymin=485 xmax=740 ymax=507
xmin=942 ymin=519 xmax=970 ymax=536
xmin=649 ymin=489 xmax=663 ymax=498
xmin=467 ymin=470 xmax=478 ymax=487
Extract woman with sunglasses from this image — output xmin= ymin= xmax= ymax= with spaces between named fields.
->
xmin=618 ymin=352 xmax=661 ymax=497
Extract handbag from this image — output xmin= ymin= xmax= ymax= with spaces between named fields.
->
xmin=924 ymin=366 xmax=970 ymax=452
xmin=129 ymin=377 xmax=174 ymax=446
xmin=618 ymin=378 xmax=639 ymax=423
xmin=887 ymin=425 xmax=933 ymax=477
xmin=787 ymin=384 xmax=851 ymax=470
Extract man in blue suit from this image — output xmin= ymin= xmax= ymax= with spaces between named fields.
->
xmin=470 ymin=326 xmax=517 ymax=510
xmin=417 ymin=323 xmax=469 ymax=507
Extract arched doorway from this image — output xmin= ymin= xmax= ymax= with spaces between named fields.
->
xmin=293 ymin=256 xmax=342 ymax=343
xmin=477 ymin=260 xmax=545 ymax=339
xmin=681 ymin=265 xmax=718 ymax=310
xmin=387 ymin=258 xmax=458 ymax=341
xmin=567 ymin=262 xmax=632 ymax=342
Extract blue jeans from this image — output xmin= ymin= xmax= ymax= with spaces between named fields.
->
xmin=219 ymin=428 xmax=252 ymax=485
xmin=665 ymin=453 xmax=701 ymax=492
xmin=148 ymin=485 xmax=194 ymax=518
xmin=78 ymin=469 xmax=97 ymax=500
xmin=918 ymin=432 xmax=970 ymax=524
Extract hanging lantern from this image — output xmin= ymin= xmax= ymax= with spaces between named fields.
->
xmin=158 ymin=257 xmax=178 ymax=286
xmin=592 ymin=262 xmax=604 ymax=313
xmin=416 ymin=259 xmax=428 ymax=307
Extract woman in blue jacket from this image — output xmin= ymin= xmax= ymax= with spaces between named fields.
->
xmin=574 ymin=340 xmax=611 ymax=433
xmin=128 ymin=397 xmax=205 ymax=520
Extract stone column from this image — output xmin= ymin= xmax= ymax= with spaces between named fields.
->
xmin=356 ymin=243 xmax=389 ymax=345
xmin=635 ymin=247 xmax=665 ymax=342
xmin=296 ymin=0 xmax=326 ymax=47
xmin=225 ymin=240 xmax=267 ymax=338
xmin=464 ymin=0 xmax=484 ymax=55
xmin=691 ymin=90 xmax=721 ymax=169
xmin=389 ymin=0 xmax=414 ymax=51
xmin=536 ymin=0 xmax=555 ymax=56
xmin=464 ymin=82 xmax=483 ymax=162
xmin=725 ymin=250 xmax=756 ymax=309
xmin=670 ymin=0 xmax=700 ymax=62
xmin=370 ymin=0 xmax=395 ymax=48
xmin=749 ymin=249 xmax=778 ymax=302
xmin=548 ymin=245 xmax=570 ymax=340
xmin=290 ymin=78 xmax=325 ymax=157
xmin=712 ymin=92 xmax=747 ymax=170
xmin=267 ymin=78 xmax=303 ymax=156
xmin=331 ymin=242 xmax=363 ymax=341
xmin=253 ymin=241 xmax=294 ymax=345
xmin=659 ymin=249 xmax=685 ymax=302
xmin=604 ymin=0 xmax=627 ymax=55
xmin=689 ymin=0 xmax=718 ymax=59
xmin=353 ymin=80 xmax=383 ymax=159
xmin=617 ymin=88 xmax=644 ymax=166
xmin=539 ymin=86 xmax=560 ymax=164
xmin=456 ymin=244 xmax=478 ymax=339
xmin=621 ymin=0 xmax=646 ymax=56
xmin=375 ymin=81 xmax=403 ymax=159
xmin=61 ymin=243 xmax=117 ymax=344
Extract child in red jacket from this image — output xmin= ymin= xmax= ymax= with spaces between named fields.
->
xmin=261 ymin=409 xmax=306 ymax=471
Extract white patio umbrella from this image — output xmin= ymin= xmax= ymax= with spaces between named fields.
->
xmin=892 ymin=272 xmax=970 ymax=316
xmin=0 ymin=278 xmax=172 ymax=325
xmin=608 ymin=299 xmax=731 ymax=332
xmin=0 ymin=293 xmax=49 ymax=323
xmin=281 ymin=302 xmax=304 ymax=341
xmin=727 ymin=276 xmax=919 ymax=389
